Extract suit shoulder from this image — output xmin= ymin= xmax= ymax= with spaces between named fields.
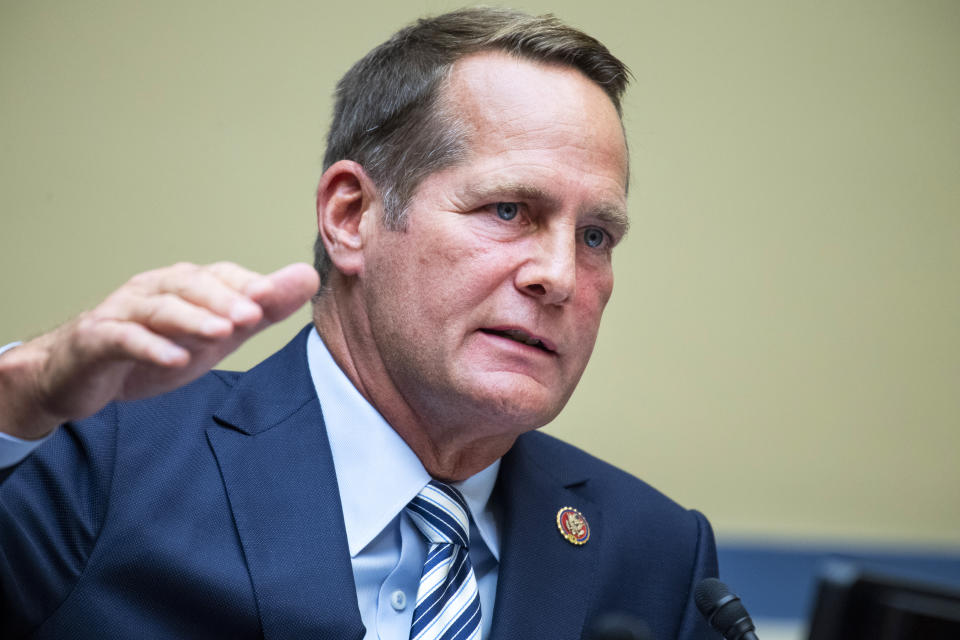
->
xmin=514 ymin=430 xmax=705 ymax=527
xmin=122 ymin=368 xmax=238 ymax=416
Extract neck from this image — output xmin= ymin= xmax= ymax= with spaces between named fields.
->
xmin=312 ymin=296 xmax=519 ymax=482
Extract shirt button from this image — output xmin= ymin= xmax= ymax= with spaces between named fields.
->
xmin=390 ymin=590 xmax=407 ymax=611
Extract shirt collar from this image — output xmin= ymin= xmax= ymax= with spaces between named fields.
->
xmin=306 ymin=328 xmax=500 ymax=560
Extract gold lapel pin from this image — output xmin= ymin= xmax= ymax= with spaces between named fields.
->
xmin=556 ymin=506 xmax=590 ymax=545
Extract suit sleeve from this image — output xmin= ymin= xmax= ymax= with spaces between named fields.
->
xmin=676 ymin=509 xmax=723 ymax=640
xmin=0 ymin=405 xmax=118 ymax=638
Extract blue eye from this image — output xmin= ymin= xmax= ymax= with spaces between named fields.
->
xmin=496 ymin=202 xmax=519 ymax=220
xmin=583 ymin=227 xmax=607 ymax=248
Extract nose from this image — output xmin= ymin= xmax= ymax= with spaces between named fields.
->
xmin=515 ymin=225 xmax=577 ymax=305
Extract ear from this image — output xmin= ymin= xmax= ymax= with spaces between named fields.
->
xmin=315 ymin=160 xmax=379 ymax=278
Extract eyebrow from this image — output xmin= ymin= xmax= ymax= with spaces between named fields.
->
xmin=592 ymin=204 xmax=631 ymax=238
xmin=461 ymin=182 xmax=554 ymax=206
xmin=460 ymin=181 xmax=630 ymax=236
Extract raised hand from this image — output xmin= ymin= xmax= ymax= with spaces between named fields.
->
xmin=0 ymin=261 xmax=319 ymax=440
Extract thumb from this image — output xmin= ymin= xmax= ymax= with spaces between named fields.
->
xmin=250 ymin=263 xmax=320 ymax=324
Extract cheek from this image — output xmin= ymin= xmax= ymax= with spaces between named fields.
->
xmin=578 ymin=264 xmax=614 ymax=314
xmin=424 ymin=240 xmax=505 ymax=304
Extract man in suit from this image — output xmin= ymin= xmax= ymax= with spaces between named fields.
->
xmin=0 ymin=8 xmax=719 ymax=639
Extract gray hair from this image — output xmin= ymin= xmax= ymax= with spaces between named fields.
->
xmin=314 ymin=7 xmax=630 ymax=287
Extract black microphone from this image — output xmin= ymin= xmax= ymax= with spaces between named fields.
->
xmin=585 ymin=612 xmax=654 ymax=640
xmin=694 ymin=578 xmax=759 ymax=640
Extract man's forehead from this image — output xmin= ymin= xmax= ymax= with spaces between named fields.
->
xmin=442 ymin=51 xmax=628 ymax=175
xmin=445 ymin=51 xmax=623 ymax=131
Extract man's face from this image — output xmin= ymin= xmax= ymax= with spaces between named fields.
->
xmin=357 ymin=51 xmax=629 ymax=437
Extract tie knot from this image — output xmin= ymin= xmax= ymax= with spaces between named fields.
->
xmin=406 ymin=480 xmax=471 ymax=548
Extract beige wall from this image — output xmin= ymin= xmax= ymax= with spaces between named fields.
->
xmin=2 ymin=1 xmax=958 ymax=548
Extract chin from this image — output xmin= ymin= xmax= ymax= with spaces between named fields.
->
xmin=463 ymin=380 xmax=567 ymax=431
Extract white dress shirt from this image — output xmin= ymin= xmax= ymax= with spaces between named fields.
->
xmin=0 ymin=333 xmax=502 ymax=639
xmin=307 ymin=328 xmax=501 ymax=640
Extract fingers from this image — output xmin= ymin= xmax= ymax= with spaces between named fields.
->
xmin=208 ymin=261 xmax=274 ymax=299
xmin=134 ymin=262 xmax=264 ymax=327
xmin=128 ymin=294 xmax=234 ymax=340
xmin=79 ymin=318 xmax=190 ymax=368
xmin=255 ymin=263 xmax=321 ymax=323
xmin=93 ymin=261 xmax=318 ymax=363
xmin=171 ymin=261 xmax=318 ymax=327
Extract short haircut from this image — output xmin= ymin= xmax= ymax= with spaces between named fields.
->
xmin=314 ymin=6 xmax=630 ymax=287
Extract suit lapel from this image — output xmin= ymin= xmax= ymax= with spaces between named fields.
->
xmin=206 ymin=327 xmax=365 ymax=640
xmin=490 ymin=433 xmax=602 ymax=640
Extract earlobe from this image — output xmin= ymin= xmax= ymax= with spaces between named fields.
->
xmin=316 ymin=160 xmax=378 ymax=277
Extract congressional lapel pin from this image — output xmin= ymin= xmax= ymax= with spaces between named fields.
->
xmin=556 ymin=506 xmax=590 ymax=545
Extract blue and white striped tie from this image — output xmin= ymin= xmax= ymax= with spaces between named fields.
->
xmin=405 ymin=480 xmax=482 ymax=640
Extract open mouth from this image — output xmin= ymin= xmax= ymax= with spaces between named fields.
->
xmin=479 ymin=328 xmax=555 ymax=353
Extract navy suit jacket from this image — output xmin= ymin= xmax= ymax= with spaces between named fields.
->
xmin=1 ymin=326 xmax=719 ymax=639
